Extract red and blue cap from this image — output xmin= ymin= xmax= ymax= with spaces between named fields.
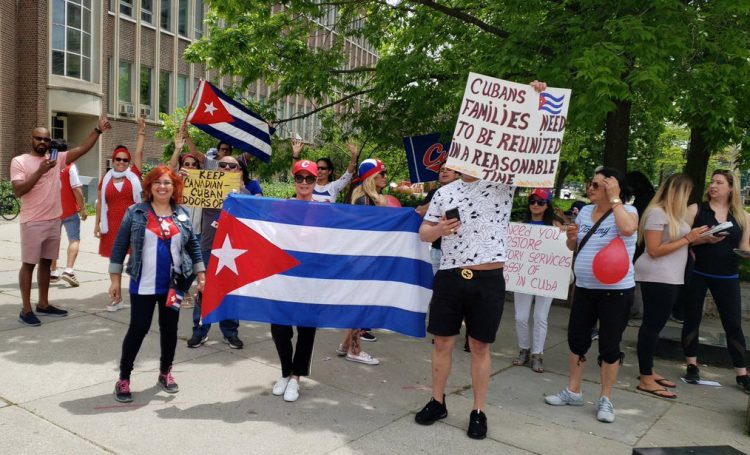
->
xmin=357 ymin=159 xmax=385 ymax=181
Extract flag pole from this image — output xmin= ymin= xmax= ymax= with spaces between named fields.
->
xmin=182 ymin=79 xmax=203 ymax=130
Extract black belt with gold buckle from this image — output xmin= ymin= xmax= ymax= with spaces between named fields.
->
xmin=453 ymin=268 xmax=504 ymax=280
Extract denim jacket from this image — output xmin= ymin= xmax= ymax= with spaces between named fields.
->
xmin=108 ymin=202 xmax=205 ymax=281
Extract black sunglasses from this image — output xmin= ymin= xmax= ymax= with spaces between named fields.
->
xmin=114 ymin=157 xmax=130 ymax=163
xmin=529 ymin=199 xmax=548 ymax=206
xmin=33 ymin=136 xmax=51 ymax=142
xmin=378 ymin=171 xmax=387 ymax=177
xmin=182 ymin=161 xmax=198 ymax=168
xmin=588 ymin=181 xmax=601 ymax=190
xmin=317 ymin=166 xmax=330 ymax=171
xmin=294 ymin=174 xmax=316 ymax=184
xmin=218 ymin=162 xmax=238 ymax=170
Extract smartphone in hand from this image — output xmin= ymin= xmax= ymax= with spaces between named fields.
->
xmin=48 ymin=147 xmax=59 ymax=162
xmin=445 ymin=207 xmax=461 ymax=223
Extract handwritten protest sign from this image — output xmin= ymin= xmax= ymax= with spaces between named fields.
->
xmin=446 ymin=73 xmax=571 ymax=187
xmin=503 ymin=222 xmax=573 ymax=300
xmin=181 ymin=169 xmax=242 ymax=208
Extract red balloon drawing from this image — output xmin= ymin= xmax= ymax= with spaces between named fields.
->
xmin=592 ymin=236 xmax=630 ymax=284
xmin=384 ymin=195 xmax=402 ymax=207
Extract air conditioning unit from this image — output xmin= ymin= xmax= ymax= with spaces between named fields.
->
xmin=118 ymin=103 xmax=135 ymax=117
xmin=140 ymin=106 xmax=152 ymax=117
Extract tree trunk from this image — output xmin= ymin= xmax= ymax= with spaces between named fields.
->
xmin=603 ymin=99 xmax=631 ymax=172
xmin=554 ymin=160 xmax=570 ymax=198
xmin=683 ymin=127 xmax=711 ymax=204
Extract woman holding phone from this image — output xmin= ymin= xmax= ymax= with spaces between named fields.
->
xmin=682 ymin=169 xmax=750 ymax=393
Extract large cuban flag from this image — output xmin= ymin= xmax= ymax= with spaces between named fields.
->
xmin=187 ymin=80 xmax=275 ymax=162
xmin=201 ymin=195 xmax=434 ymax=337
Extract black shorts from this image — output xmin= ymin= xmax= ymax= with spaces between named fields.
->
xmin=427 ymin=268 xmax=506 ymax=343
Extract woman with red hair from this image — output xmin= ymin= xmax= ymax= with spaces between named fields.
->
xmin=108 ymin=165 xmax=205 ymax=403
xmin=95 ymin=117 xmax=145 ymax=311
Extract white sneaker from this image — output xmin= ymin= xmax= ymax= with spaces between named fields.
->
xmin=283 ymin=378 xmax=299 ymax=402
xmin=272 ymin=377 xmax=290 ymax=396
xmin=545 ymin=388 xmax=584 ymax=406
xmin=596 ymin=396 xmax=615 ymax=423
xmin=335 ymin=344 xmax=347 ymax=356
xmin=106 ymin=300 xmax=124 ymax=312
xmin=346 ymin=350 xmax=380 ymax=365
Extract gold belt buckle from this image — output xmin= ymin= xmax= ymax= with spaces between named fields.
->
xmin=460 ymin=269 xmax=474 ymax=280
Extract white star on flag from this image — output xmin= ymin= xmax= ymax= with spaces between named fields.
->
xmin=211 ymin=235 xmax=247 ymax=275
xmin=204 ymin=101 xmax=218 ymax=115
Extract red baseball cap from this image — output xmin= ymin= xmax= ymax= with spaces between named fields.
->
xmin=529 ymin=188 xmax=553 ymax=202
xmin=292 ymin=160 xmax=318 ymax=177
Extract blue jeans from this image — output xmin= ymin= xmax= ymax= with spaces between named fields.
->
xmin=192 ymin=249 xmax=239 ymax=338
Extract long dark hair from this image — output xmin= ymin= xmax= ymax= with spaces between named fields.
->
xmin=317 ymin=157 xmax=335 ymax=182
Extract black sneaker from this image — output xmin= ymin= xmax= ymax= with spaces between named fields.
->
xmin=415 ymin=396 xmax=447 ymax=425
xmin=36 ymin=304 xmax=68 ymax=317
xmin=114 ymin=379 xmax=133 ymax=403
xmin=18 ymin=311 xmax=41 ymax=327
xmin=223 ymin=335 xmax=244 ymax=349
xmin=187 ymin=335 xmax=208 ymax=348
xmin=467 ymin=409 xmax=487 ymax=440
xmin=361 ymin=331 xmax=377 ymax=342
xmin=737 ymin=375 xmax=750 ymax=394
xmin=158 ymin=369 xmax=179 ymax=393
xmin=684 ymin=364 xmax=700 ymax=384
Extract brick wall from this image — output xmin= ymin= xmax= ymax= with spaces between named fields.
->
xmin=0 ymin=1 xmax=17 ymax=177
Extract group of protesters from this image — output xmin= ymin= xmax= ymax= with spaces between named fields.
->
xmin=9 ymin=80 xmax=750 ymax=441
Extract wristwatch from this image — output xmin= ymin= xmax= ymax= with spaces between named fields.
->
xmin=94 ymin=127 xmax=103 ymax=134
xmin=610 ymin=198 xmax=622 ymax=205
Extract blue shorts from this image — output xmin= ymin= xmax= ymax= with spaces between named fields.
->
xmin=61 ymin=213 xmax=81 ymax=242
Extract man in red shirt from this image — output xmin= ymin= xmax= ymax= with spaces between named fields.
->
xmin=50 ymin=141 xmax=88 ymax=287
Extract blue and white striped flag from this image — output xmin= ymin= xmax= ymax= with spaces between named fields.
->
xmin=187 ymin=80 xmax=275 ymax=162
xmin=202 ymin=195 xmax=434 ymax=337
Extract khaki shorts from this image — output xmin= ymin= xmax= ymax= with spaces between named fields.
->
xmin=21 ymin=219 xmax=62 ymax=264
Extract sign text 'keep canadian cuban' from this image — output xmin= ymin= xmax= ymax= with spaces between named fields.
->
xmin=503 ymin=223 xmax=573 ymax=300
xmin=446 ymin=73 xmax=571 ymax=187
xmin=181 ymin=169 xmax=242 ymax=209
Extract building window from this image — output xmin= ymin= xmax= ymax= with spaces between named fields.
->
xmin=140 ymin=66 xmax=153 ymax=110
xmin=178 ymin=0 xmax=188 ymax=36
xmin=120 ymin=0 xmax=133 ymax=17
xmin=51 ymin=0 xmax=93 ymax=81
xmin=160 ymin=0 xmax=171 ymax=31
xmin=141 ymin=0 xmax=153 ymax=24
xmin=159 ymin=71 xmax=171 ymax=115
xmin=119 ymin=61 xmax=132 ymax=103
xmin=176 ymin=75 xmax=188 ymax=108
xmin=194 ymin=0 xmax=204 ymax=38
xmin=51 ymin=115 xmax=67 ymax=142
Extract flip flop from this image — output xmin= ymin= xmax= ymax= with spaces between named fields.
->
xmin=636 ymin=386 xmax=677 ymax=399
xmin=637 ymin=376 xmax=677 ymax=388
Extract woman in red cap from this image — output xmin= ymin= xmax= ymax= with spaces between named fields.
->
xmin=95 ymin=117 xmax=145 ymax=311
xmin=271 ymin=160 xmax=319 ymax=402
xmin=512 ymin=188 xmax=563 ymax=373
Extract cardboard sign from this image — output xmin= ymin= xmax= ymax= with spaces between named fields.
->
xmin=181 ymin=169 xmax=242 ymax=208
xmin=446 ymin=73 xmax=571 ymax=187
xmin=503 ymin=222 xmax=573 ymax=300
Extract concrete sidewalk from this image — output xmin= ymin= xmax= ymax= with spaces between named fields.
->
xmin=0 ymin=218 xmax=748 ymax=454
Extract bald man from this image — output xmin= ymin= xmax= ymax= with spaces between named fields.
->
xmin=11 ymin=116 xmax=110 ymax=326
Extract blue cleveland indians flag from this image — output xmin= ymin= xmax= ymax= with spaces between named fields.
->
xmin=402 ymin=133 xmax=450 ymax=183
xmin=201 ymin=195 xmax=433 ymax=337
xmin=187 ymin=80 xmax=275 ymax=162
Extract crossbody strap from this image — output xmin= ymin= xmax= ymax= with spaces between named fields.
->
xmin=574 ymin=208 xmax=613 ymax=260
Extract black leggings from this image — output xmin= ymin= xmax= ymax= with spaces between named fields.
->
xmin=271 ymin=324 xmax=316 ymax=378
xmin=682 ymin=273 xmax=746 ymax=368
xmin=568 ymin=287 xmax=634 ymax=364
xmin=637 ymin=282 xmax=681 ymax=376
xmin=119 ymin=294 xmax=179 ymax=380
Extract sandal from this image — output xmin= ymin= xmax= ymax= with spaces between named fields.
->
xmin=636 ymin=386 xmax=677 ymax=399
xmin=512 ymin=348 xmax=530 ymax=366
xmin=637 ymin=376 xmax=677 ymax=388
xmin=531 ymin=354 xmax=544 ymax=373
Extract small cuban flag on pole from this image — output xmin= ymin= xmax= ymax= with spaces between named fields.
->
xmin=187 ymin=80 xmax=276 ymax=162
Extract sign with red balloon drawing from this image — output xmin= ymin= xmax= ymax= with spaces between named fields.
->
xmin=504 ymin=223 xmax=573 ymax=300
xmin=446 ymin=73 xmax=571 ymax=188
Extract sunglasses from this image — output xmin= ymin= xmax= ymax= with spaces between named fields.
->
xmin=317 ymin=166 xmax=330 ymax=171
xmin=218 ymin=162 xmax=238 ymax=170
xmin=33 ymin=136 xmax=51 ymax=142
xmin=294 ymin=174 xmax=316 ymax=184
xmin=529 ymin=199 xmax=548 ymax=206
xmin=219 ymin=147 xmax=232 ymax=152
xmin=182 ymin=161 xmax=198 ymax=168
xmin=588 ymin=181 xmax=601 ymax=190
xmin=378 ymin=171 xmax=387 ymax=177
xmin=114 ymin=157 xmax=130 ymax=163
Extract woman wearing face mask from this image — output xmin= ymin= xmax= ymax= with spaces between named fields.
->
xmin=682 ymin=169 xmax=750 ymax=393
xmin=270 ymin=160 xmax=319 ymax=403
xmin=95 ymin=117 xmax=145 ymax=312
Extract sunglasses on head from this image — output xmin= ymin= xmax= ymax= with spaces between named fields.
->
xmin=33 ymin=136 xmax=51 ymax=142
xmin=182 ymin=160 xmax=198 ymax=168
xmin=114 ymin=157 xmax=130 ymax=163
xmin=529 ymin=199 xmax=548 ymax=206
xmin=294 ymin=174 xmax=316 ymax=184
xmin=218 ymin=162 xmax=238 ymax=170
